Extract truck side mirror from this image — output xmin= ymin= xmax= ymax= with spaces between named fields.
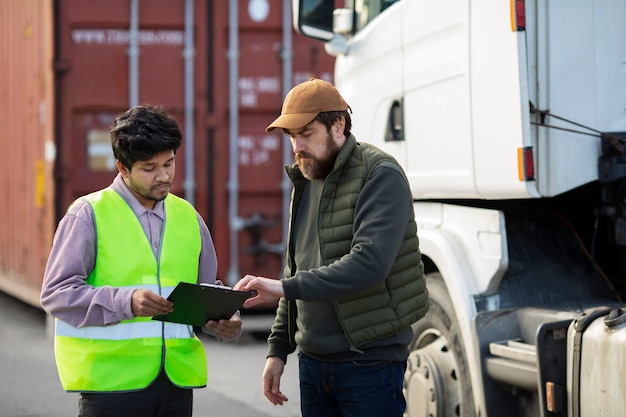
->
xmin=294 ymin=0 xmax=335 ymax=41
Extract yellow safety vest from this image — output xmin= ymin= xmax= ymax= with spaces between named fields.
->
xmin=54 ymin=188 xmax=207 ymax=392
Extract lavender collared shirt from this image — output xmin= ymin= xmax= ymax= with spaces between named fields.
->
xmin=40 ymin=174 xmax=218 ymax=328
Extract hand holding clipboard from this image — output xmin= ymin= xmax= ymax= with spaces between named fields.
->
xmin=152 ymin=282 xmax=256 ymax=327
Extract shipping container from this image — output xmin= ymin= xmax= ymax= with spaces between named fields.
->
xmin=0 ymin=0 xmax=335 ymax=308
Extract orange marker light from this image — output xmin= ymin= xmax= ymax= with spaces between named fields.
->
xmin=518 ymin=147 xmax=535 ymax=181
xmin=510 ymin=0 xmax=526 ymax=31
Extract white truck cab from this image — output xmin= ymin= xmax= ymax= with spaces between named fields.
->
xmin=293 ymin=1 xmax=626 ymax=416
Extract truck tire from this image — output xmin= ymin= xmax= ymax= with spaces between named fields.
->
xmin=404 ymin=272 xmax=476 ymax=417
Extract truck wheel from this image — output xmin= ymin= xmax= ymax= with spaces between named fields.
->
xmin=404 ymin=273 xmax=475 ymax=417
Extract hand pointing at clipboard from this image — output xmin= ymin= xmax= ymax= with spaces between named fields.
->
xmin=233 ymin=275 xmax=285 ymax=309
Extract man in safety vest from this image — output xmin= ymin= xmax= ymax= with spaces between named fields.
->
xmin=40 ymin=105 xmax=242 ymax=417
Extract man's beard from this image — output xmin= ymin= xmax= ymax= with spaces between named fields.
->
xmin=295 ymin=132 xmax=341 ymax=180
xmin=128 ymin=176 xmax=171 ymax=202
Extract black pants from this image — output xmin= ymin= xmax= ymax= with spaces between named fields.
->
xmin=78 ymin=371 xmax=193 ymax=417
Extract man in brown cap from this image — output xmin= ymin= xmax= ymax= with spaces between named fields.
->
xmin=235 ymin=78 xmax=428 ymax=417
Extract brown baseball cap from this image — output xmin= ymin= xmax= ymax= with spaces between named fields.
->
xmin=266 ymin=78 xmax=349 ymax=132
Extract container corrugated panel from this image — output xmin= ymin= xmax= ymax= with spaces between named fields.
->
xmin=0 ymin=0 xmax=56 ymax=306
xmin=55 ymin=0 xmax=197 ymax=207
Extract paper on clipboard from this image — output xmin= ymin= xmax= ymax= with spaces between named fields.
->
xmin=152 ymin=282 xmax=256 ymax=327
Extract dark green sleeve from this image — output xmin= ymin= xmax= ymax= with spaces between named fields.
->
xmin=267 ymin=297 xmax=296 ymax=363
xmin=282 ymin=162 xmax=412 ymax=301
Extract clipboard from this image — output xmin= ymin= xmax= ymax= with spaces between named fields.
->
xmin=152 ymin=282 xmax=256 ymax=327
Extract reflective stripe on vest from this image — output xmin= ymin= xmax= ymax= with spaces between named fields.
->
xmin=56 ymin=318 xmax=193 ymax=340
xmin=54 ymin=189 xmax=207 ymax=392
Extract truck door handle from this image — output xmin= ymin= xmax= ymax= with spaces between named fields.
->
xmin=385 ymin=99 xmax=404 ymax=141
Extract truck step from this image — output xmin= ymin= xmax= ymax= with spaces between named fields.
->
xmin=485 ymin=339 xmax=538 ymax=392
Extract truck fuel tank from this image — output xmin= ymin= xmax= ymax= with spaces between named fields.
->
xmin=568 ymin=307 xmax=626 ymax=416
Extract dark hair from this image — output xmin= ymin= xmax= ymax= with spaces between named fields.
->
xmin=110 ymin=105 xmax=182 ymax=169
xmin=315 ymin=109 xmax=352 ymax=137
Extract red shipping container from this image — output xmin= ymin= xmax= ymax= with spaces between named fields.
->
xmin=0 ymin=0 xmax=334 ymax=306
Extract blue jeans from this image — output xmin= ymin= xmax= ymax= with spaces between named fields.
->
xmin=298 ymin=352 xmax=407 ymax=417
